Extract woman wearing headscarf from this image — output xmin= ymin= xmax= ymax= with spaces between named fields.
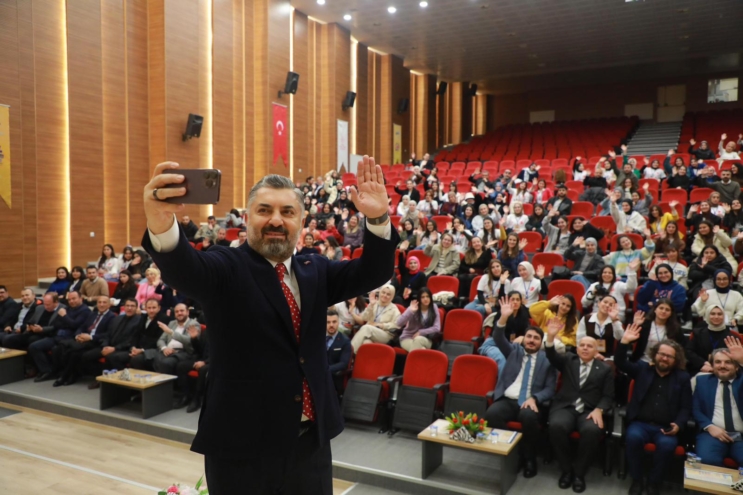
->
xmin=610 ymin=194 xmax=647 ymax=234
xmin=636 ymin=263 xmax=686 ymax=313
xmin=392 ymin=252 xmax=428 ymax=306
xmin=630 ymin=298 xmax=685 ymax=364
xmin=687 ymin=245 xmax=733 ymax=300
xmin=685 ymin=304 xmax=732 ymax=375
xmin=505 ymin=261 xmax=548 ymax=307
xmin=691 ymin=269 xmax=743 ymax=325
xmin=691 ymin=221 xmax=738 ymax=273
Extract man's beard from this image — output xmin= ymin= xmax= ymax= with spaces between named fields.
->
xmin=247 ymin=225 xmax=299 ymax=261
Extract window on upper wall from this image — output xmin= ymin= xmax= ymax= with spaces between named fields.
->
xmin=708 ymin=78 xmax=739 ymax=103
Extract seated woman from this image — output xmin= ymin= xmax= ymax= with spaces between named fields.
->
xmin=457 ymin=237 xmax=491 ymax=299
xmin=478 ymin=217 xmax=501 ymax=252
xmin=691 ymin=221 xmax=738 ymax=274
xmin=135 ymin=267 xmax=164 ymax=309
xmin=581 ymin=263 xmax=639 ymax=322
xmin=349 ymin=286 xmax=401 ymax=353
xmin=465 ymin=260 xmax=508 ymax=317
xmin=449 ymin=217 xmax=474 ymax=253
xmin=602 ymin=232 xmax=655 ymax=279
xmin=398 ymin=219 xmax=419 ymax=252
xmin=502 ymin=202 xmax=529 ymax=234
xmin=417 ymin=190 xmax=439 ymax=218
xmin=395 ymin=288 xmax=441 ymax=351
xmin=687 ymin=245 xmax=733 ymax=300
xmin=423 ymin=233 xmax=460 ymax=277
xmin=478 ymin=293 xmax=531 ymax=371
xmin=392 ymin=253 xmax=427 ymax=307
xmin=636 ymin=263 xmax=686 ymax=313
xmin=686 ymin=200 xmax=721 ymax=235
xmin=542 ymin=211 xmax=571 ymax=254
xmin=529 ymin=294 xmax=579 ymax=353
xmin=610 ymin=196 xmax=647 ymax=235
xmin=576 ymin=294 xmax=624 ymax=361
xmin=654 ymin=221 xmax=686 ymax=256
xmin=296 ymin=218 xmax=322 ymax=251
xmin=524 ymin=203 xmax=547 ymax=235
xmin=47 ymin=267 xmax=72 ymax=297
xmin=647 ymin=202 xmax=680 ymax=236
xmin=497 ymin=233 xmax=528 ymax=277
xmin=63 ymin=266 xmax=85 ymax=302
xmin=320 ymin=236 xmax=343 ymax=261
xmin=505 ymin=261 xmax=548 ymax=307
xmin=691 ymin=269 xmax=743 ymax=325
xmin=297 ymin=233 xmax=319 ymax=256
xmin=630 ymin=298 xmax=685 ymax=364
xmin=568 ymin=217 xmax=605 ymax=247
xmin=339 ymin=214 xmax=363 ymax=253
xmin=648 ymin=245 xmax=688 ymax=289
xmin=686 ymin=304 xmax=732 ymax=376
xmin=98 ymin=244 xmax=122 ymax=281
xmin=334 ymin=296 xmax=366 ymax=335
xmin=417 ymin=220 xmax=440 ymax=250
xmin=110 ymin=270 xmax=138 ymax=313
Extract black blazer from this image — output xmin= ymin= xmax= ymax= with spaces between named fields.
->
xmin=0 ymin=298 xmax=20 ymax=329
xmin=130 ymin=314 xmax=169 ymax=350
xmin=545 ymin=344 xmax=614 ymax=413
xmin=101 ymin=314 xmax=141 ymax=351
xmin=630 ymin=319 xmax=686 ymax=363
xmin=686 ymin=326 xmax=731 ymax=375
xmin=143 ymin=226 xmax=398 ymax=460
xmin=327 ymin=332 xmax=352 ymax=374
xmin=192 ymin=332 xmax=210 ymax=363
xmin=74 ymin=310 xmax=117 ymax=344
xmin=615 ymin=342 xmax=692 ymax=427
xmin=547 ymin=196 xmax=573 ymax=217
xmin=564 ymin=246 xmax=605 ymax=282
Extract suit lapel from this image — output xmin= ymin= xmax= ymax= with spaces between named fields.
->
xmin=246 ymin=246 xmax=296 ymax=344
xmin=292 ymin=256 xmax=317 ymax=340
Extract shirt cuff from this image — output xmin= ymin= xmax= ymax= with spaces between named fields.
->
xmin=148 ymin=215 xmax=179 ymax=253
xmin=544 ymin=340 xmax=555 ymax=348
xmin=366 ymin=221 xmax=392 ymax=240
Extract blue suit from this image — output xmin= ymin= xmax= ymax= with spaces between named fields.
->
xmin=693 ymin=373 xmax=743 ymax=466
xmin=483 ymin=322 xmax=556 ymax=460
xmin=143 ymin=225 xmax=397 ymax=494
xmin=615 ymin=342 xmax=692 ymax=483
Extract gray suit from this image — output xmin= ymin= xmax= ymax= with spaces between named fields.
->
xmin=484 ymin=323 xmax=556 ymax=460
xmin=152 ymin=317 xmax=199 ymax=374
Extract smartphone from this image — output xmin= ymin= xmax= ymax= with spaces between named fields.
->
xmin=161 ymin=169 xmax=221 ymax=205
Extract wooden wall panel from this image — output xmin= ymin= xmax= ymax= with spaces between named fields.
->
xmin=243 ymin=0 xmax=255 ymax=202
xmin=390 ymin=54 xmax=410 ymax=163
xmin=213 ymin=0 xmax=235 ymax=208
xmin=0 ymin=0 xmax=24 ymax=293
xmin=250 ymin=0 xmax=269 ymax=181
xmin=292 ymin=11 xmax=310 ymax=179
xmin=310 ymin=20 xmax=321 ymax=176
xmin=267 ymin=0 xmax=290 ymax=176
xmin=332 ymin=25 xmax=351 ymax=173
xmin=147 ymin=0 xmax=166 ymax=167
xmin=67 ymin=0 xmax=104 ymax=264
xmin=126 ymin=0 xmax=151 ymax=239
xmin=102 ymin=0 xmax=128 ymax=249
xmin=450 ymin=82 xmax=462 ymax=145
xmin=17 ymin=0 xmax=38 ymax=287
xmin=232 ymin=0 xmax=245 ymax=206
xmin=379 ymin=55 xmax=392 ymax=165
xmin=355 ymin=43 xmax=369 ymax=156
xmin=33 ymin=0 xmax=70 ymax=275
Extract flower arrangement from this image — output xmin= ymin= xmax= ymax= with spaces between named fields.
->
xmin=445 ymin=411 xmax=487 ymax=440
xmin=158 ymin=476 xmax=208 ymax=495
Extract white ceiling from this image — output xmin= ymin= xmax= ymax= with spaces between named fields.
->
xmin=291 ymin=0 xmax=743 ymax=94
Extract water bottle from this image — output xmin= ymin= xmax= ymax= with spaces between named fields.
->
xmin=430 ymin=425 xmax=438 ymax=437
xmin=476 ymin=432 xmax=485 ymax=443
xmin=490 ymin=430 xmax=499 ymax=444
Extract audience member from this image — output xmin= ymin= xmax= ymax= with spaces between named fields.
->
xmin=194 ymin=216 xmax=219 ymax=243
xmin=636 ymin=263 xmax=686 ymax=313
xmin=2 ymin=288 xmax=37 ymax=337
xmin=0 ymin=285 xmax=20 ymax=330
xmin=145 ymin=303 xmax=199 ymax=374
xmin=47 ymin=267 xmax=72 ymax=296
xmin=110 ymin=270 xmax=138 ymax=313
xmin=105 ymin=298 xmax=168 ymax=372
xmin=229 ymin=230 xmax=247 ymax=248
xmin=127 ymin=250 xmax=151 ymax=281
xmin=505 ymin=261 xmax=547 ymax=307
xmin=576 ymin=295 xmax=623 ymax=362
xmin=3 ymin=292 xmax=64 ymax=353
xmin=630 ymin=300 xmax=685 ymax=364
xmin=497 ymin=234 xmax=528 ymax=277
xmin=119 ymin=246 xmax=135 ymax=270
xmin=530 ymin=295 xmax=579 ymax=353
xmin=179 ymin=215 xmax=199 ymax=241
xmin=392 ymin=252 xmax=427 ymax=307
xmin=324 ymin=309 xmax=352 ymax=397
xmin=65 ymin=266 xmax=85 ymax=299
xmin=567 ymin=238 xmax=605 ymax=290
xmin=174 ymin=322 xmax=210 ymax=413
xmin=465 ymin=260 xmax=507 ymax=317
xmin=135 ymin=267 xmax=164 ymax=309
xmin=542 ymin=211 xmax=571 ymax=254
xmin=478 ymin=292 xmax=531 ymax=369
xmin=423 ymin=233 xmax=460 ymax=276
xmin=457 ymin=237 xmax=491 ymax=298
xmin=350 ymin=286 xmax=400 ymax=353
xmin=692 ymin=223 xmax=738 ymax=274
xmin=333 ymin=296 xmax=365 ymax=335
xmin=395 ymin=288 xmax=441 ymax=351
xmin=688 ymin=246 xmax=733 ymax=300
xmin=80 ymin=266 xmax=110 ymax=306
xmin=686 ymin=304 xmax=732 ymax=376
xmin=546 ymin=184 xmax=573 ymax=217
xmin=98 ymin=244 xmax=122 ymax=281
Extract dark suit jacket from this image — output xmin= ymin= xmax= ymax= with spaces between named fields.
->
xmin=686 ymin=326 xmax=731 ymax=375
xmin=192 ymin=332 xmax=210 ymax=363
xmin=564 ymin=246 xmax=605 ymax=282
xmin=53 ymin=304 xmax=91 ymax=339
xmin=74 ymin=310 xmax=117 ymax=344
xmin=0 ymin=298 xmax=20 ymax=328
xmin=130 ymin=314 xmax=170 ymax=350
xmin=142 ymin=226 xmax=398 ymax=460
xmin=693 ymin=373 xmax=743 ymax=431
xmin=615 ymin=342 xmax=692 ymax=427
xmin=545 ymin=344 xmax=614 ymax=413
xmin=327 ymin=332 xmax=352 ymax=374
xmin=28 ymin=304 xmax=65 ymax=337
xmin=492 ymin=322 xmax=556 ymax=404
xmin=101 ymin=314 xmax=141 ymax=351
xmin=547 ymin=196 xmax=573 ymax=217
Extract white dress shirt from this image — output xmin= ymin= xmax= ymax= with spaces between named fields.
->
xmin=711 ymin=379 xmax=743 ymax=432
xmin=504 ymin=353 xmax=537 ymax=400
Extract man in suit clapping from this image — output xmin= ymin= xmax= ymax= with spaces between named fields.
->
xmin=142 ymin=157 xmax=397 ymax=494
xmin=545 ymin=318 xmax=614 ymax=493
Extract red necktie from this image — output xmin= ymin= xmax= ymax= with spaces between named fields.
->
xmin=275 ymin=263 xmax=316 ymax=421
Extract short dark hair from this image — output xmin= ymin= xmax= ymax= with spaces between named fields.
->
xmin=145 ymin=298 xmax=161 ymax=307
xmin=86 ymin=265 xmax=97 ymax=271
xmin=0 ymin=285 xmax=6 ymax=292
xmin=327 ymin=308 xmax=339 ymax=318
xmin=524 ymin=325 xmax=544 ymax=341
xmin=248 ymin=175 xmax=304 ymax=209
xmin=208 ymin=215 xmax=216 ymax=220
xmin=45 ymin=292 xmax=59 ymax=303
xmin=67 ymin=290 xmax=80 ymax=299
xmin=123 ymin=297 xmax=137 ymax=306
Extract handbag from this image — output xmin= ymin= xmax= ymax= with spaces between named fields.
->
xmin=551 ymin=266 xmax=572 ymax=281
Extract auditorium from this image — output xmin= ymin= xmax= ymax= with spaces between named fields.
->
xmin=0 ymin=0 xmax=742 ymax=494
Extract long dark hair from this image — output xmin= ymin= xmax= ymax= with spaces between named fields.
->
xmin=554 ymin=293 xmax=579 ymax=339
xmin=649 ymin=298 xmax=681 ymax=342
xmin=116 ymin=270 xmax=136 ymax=292
xmin=55 ymin=266 xmax=71 ymax=282
xmin=350 ymin=295 xmax=367 ymax=312
xmin=98 ymin=244 xmax=116 ymax=266
xmin=121 ymin=246 xmax=134 ymax=261
xmin=70 ymin=266 xmax=85 ymax=281
xmin=415 ymin=288 xmax=437 ymax=326
xmin=501 ymin=233 xmax=520 ymax=259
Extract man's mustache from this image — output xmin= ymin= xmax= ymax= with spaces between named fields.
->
xmin=262 ymin=226 xmax=288 ymax=235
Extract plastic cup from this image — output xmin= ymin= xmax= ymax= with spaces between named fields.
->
xmin=430 ymin=425 xmax=438 ymax=437
xmin=490 ymin=431 xmax=499 ymax=444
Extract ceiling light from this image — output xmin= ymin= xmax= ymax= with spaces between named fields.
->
xmin=388 ymin=6 xmax=397 ymax=13
xmin=419 ymin=1 xmax=428 ymax=7
xmin=343 ymin=14 xmax=352 ymax=20
xmin=317 ymin=0 xmax=325 ymax=4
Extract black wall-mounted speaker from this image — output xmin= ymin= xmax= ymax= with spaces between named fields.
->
xmin=469 ymin=84 xmax=478 ymax=96
xmin=182 ymin=114 xmax=204 ymax=141
xmin=436 ymin=82 xmax=448 ymax=95
xmin=342 ymin=91 xmax=356 ymax=111
xmin=278 ymin=71 xmax=300 ymax=98
xmin=397 ymin=98 xmax=409 ymax=114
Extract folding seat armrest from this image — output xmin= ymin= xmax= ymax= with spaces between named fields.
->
xmin=433 ymin=382 xmax=450 ymax=393
xmin=384 ymin=375 xmax=403 ymax=385
xmin=613 ymin=406 xmax=628 ymax=439
xmin=486 ymin=390 xmax=495 ymax=401
xmin=333 ymin=369 xmax=352 ymax=377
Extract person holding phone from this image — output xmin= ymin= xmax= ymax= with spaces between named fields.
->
xmin=615 ymin=324 xmax=691 ymax=495
xmin=142 ymin=157 xmax=397 ymax=495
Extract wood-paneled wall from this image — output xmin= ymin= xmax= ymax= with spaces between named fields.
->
xmin=0 ymin=0 xmax=419 ymax=295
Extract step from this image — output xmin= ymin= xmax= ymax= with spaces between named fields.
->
xmin=38 ymin=278 xmax=55 ymax=290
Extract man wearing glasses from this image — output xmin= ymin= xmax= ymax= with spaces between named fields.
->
xmin=616 ymin=324 xmax=692 ymax=495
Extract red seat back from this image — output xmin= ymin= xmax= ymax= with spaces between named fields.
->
xmin=226 ymin=228 xmax=240 ymax=241
xmin=408 ymin=249 xmax=432 ymax=269
xmin=427 ymin=275 xmax=459 ymax=296
xmin=352 ymin=344 xmax=396 ymax=381
xmin=442 ymin=309 xmax=483 ymax=342
xmin=547 ymin=280 xmax=586 ymax=302
xmin=531 ymin=253 xmax=564 ymax=276
xmin=402 ymin=349 xmax=449 ymax=388
xmin=690 ymin=187 xmax=714 ymax=204
xmin=468 ymin=275 xmax=483 ymax=302
xmin=107 ymin=281 xmax=118 ymax=296
xmin=518 ymin=231 xmax=543 ymax=253
xmin=449 ymin=355 xmax=498 ymax=397
xmin=352 ymin=247 xmax=364 ymax=259
xmin=571 ymin=201 xmax=594 ymax=218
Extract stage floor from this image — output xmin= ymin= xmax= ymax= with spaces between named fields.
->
xmin=0 ymin=377 xmax=691 ymax=495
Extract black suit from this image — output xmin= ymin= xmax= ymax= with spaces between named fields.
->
xmin=547 ymin=196 xmax=573 ymax=218
xmin=176 ymin=331 xmax=210 ymax=402
xmin=326 ymin=332 xmax=352 ymax=397
xmin=545 ymin=344 xmax=614 ymax=477
xmin=143 ymin=225 xmax=397 ymax=494
xmin=107 ymin=314 xmax=167 ymax=370
xmin=52 ymin=310 xmax=116 ymax=381
xmin=0 ymin=298 xmax=20 ymax=329
xmin=80 ymin=314 xmax=141 ymax=375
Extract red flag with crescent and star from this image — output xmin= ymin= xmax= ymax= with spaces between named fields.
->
xmin=272 ymin=103 xmax=288 ymax=167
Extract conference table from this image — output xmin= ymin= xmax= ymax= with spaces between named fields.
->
xmin=684 ymin=462 xmax=740 ymax=494
xmin=97 ymin=369 xmax=177 ymax=419
xmin=0 ymin=348 xmax=26 ymax=386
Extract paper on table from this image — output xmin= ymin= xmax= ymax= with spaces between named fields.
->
xmin=488 ymin=428 xmax=518 ymax=444
xmin=685 ymin=467 xmax=734 ymax=486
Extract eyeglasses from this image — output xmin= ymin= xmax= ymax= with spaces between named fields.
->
xmin=656 ymin=351 xmax=676 ymax=360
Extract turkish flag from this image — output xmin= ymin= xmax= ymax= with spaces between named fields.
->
xmin=272 ymin=103 xmax=288 ymax=167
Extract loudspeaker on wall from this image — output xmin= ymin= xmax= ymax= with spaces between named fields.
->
xmin=278 ymin=71 xmax=300 ymax=98
xmin=436 ymin=82 xmax=448 ymax=95
xmin=182 ymin=114 xmax=203 ymax=141
xmin=342 ymin=91 xmax=356 ymax=111
xmin=397 ymin=98 xmax=409 ymax=114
